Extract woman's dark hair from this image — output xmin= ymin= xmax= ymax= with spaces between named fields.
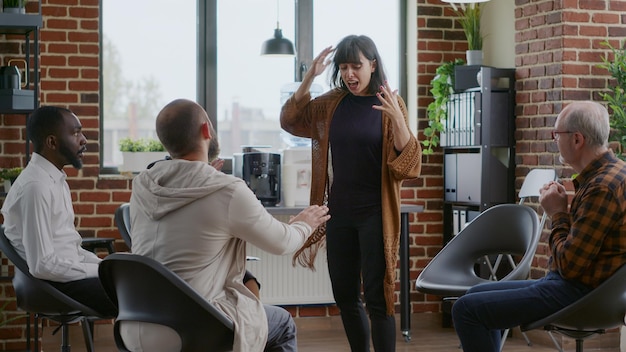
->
xmin=27 ymin=106 xmax=73 ymax=153
xmin=330 ymin=35 xmax=386 ymax=95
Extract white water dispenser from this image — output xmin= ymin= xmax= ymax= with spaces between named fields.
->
xmin=281 ymin=146 xmax=312 ymax=207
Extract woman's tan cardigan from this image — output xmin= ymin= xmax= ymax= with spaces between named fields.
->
xmin=280 ymin=88 xmax=422 ymax=315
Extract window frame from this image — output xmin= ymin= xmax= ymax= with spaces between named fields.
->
xmin=100 ymin=0 xmax=408 ymax=173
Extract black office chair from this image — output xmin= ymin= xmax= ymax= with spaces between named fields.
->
xmin=114 ymin=202 xmax=132 ymax=248
xmin=0 ymin=225 xmax=102 ymax=352
xmin=98 ymin=252 xmax=235 ymax=351
xmin=520 ymin=263 xmax=626 ymax=352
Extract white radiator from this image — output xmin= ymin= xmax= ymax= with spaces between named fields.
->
xmin=246 ymin=237 xmax=335 ymax=305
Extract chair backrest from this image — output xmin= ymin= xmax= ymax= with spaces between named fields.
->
xmin=518 ymin=168 xmax=557 ymax=230
xmin=98 ymin=252 xmax=234 ymax=351
xmin=522 ymin=263 xmax=626 ymax=332
xmin=518 ymin=168 xmax=557 ymax=202
xmin=0 ymin=225 xmax=100 ymax=317
xmin=415 ymin=204 xmax=540 ymax=296
xmin=114 ymin=202 xmax=132 ymax=249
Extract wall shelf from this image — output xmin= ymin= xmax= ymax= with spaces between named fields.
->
xmin=0 ymin=11 xmax=41 ymax=162
xmin=0 ymin=13 xmax=42 ymax=33
xmin=443 ymin=66 xmax=517 ymax=242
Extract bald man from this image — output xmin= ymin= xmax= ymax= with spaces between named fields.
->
xmin=126 ymin=99 xmax=330 ymax=352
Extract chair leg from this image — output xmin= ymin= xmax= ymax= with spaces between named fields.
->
xmin=61 ymin=323 xmax=70 ymax=352
xmin=575 ymin=339 xmax=583 ymax=352
xmin=547 ymin=331 xmax=564 ymax=352
xmin=499 ymin=328 xmax=510 ymax=352
xmin=34 ymin=315 xmax=39 ymax=352
xmin=81 ymin=318 xmax=95 ymax=352
xmin=26 ymin=313 xmax=31 ymax=352
xmin=521 ymin=331 xmax=532 ymax=346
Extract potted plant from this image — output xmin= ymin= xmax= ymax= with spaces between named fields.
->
xmin=598 ymin=40 xmax=626 ymax=160
xmin=119 ymin=137 xmax=168 ymax=173
xmin=423 ymin=58 xmax=465 ymax=155
xmin=3 ymin=0 xmax=27 ymax=14
xmin=451 ymin=2 xmax=483 ymax=65
xmin=0 ymin=300 xmax=27 ymax=327
xmin=0 ymin=166 xmax=23 ymax=192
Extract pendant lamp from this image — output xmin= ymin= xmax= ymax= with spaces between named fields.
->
xmin=261 ymin=0 xmax=295 ymax=56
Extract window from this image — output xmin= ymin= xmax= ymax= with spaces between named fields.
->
xmin=101 ymin=0 xmax=403 ymax=171
xmin=101 ymin=0 xmax=197 ymax=170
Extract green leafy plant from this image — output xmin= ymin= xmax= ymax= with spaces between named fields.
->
xmin=119 ymin=137 xmax=164 ymax=152
xmin=452 ymin=3 xmax=483 ymax=51
xmin=0 ymin=300 xmax=27 ymax=327
xmin=422 ymin=58 xmax=465 ymax=155
xmin=598 ymin=40 xmax=626 ymax=159
xmin=3 ymin=0 xmax=27 ymax=8
xmin=0 ymin=167 xmax=23 ymax=182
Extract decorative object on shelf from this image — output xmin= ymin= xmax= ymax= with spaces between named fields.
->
xmin=0 ymin=65 xmax=20 ymax=90
xmin=445 ymin=1 xmax=485 ymax=66
xmin=3 ymin=0 xmax=27 ymax=14
xmin=0 ymin=166 xmax=23 ymax=193
xmin=422 ymin=58 xmax=465 ymax=155
xmin=261 ymin=0 xmax=295 ymax=56
xmin=119 ymin=137 xmax=168 ymax=173
xmin=598 ymin=39 xmax=626 ymax=160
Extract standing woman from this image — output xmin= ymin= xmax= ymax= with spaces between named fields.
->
xmin=280 ymin=35 xmax=422 ymax=351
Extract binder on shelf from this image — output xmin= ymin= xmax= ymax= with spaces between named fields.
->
xmin=459 ymin=210 xmax=467 ymax=231
xmin=452 ymin=209 xmax=460 ymax=236
xmin=441 ymin=92 xmax=476 ymax=147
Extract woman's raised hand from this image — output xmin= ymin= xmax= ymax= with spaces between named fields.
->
xmin=308 ymin=46 xmax=334 ymax=79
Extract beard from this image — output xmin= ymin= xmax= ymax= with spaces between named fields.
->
xmin=59 ymin=141 xmax=84 ymax=169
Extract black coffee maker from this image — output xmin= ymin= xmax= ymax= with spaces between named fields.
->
xmin=233 ymin=147 xmax=281 ymax=206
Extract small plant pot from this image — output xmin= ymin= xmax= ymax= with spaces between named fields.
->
xmin=3 ymin=7 xmax=25 ymax=14
xmin=120 ymin=152 xmax=169 ymax=173
xmin=466 ymin=50 xmax=483 ymax=66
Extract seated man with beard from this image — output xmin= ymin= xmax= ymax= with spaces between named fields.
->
xmin=1 ymin=106 xmax=117 ymax=318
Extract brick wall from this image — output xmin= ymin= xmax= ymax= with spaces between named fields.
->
xmin=410 ymin=0 xmax=626 ymax=314
xmin=0 ymin=1 xmax=132 ymax=349
xmin=513 ymin=0 xmax=626 ymax=280
xmin=0 ymin=0 xmax=625 ymax=349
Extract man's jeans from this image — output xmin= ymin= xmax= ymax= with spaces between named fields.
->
xmin=265 ymin=305 xmax=297 ymax=352
xmin=451 ymin=271 xmax=590 ymax=352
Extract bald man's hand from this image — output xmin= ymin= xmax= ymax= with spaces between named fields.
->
xmin=289 ymin=205 xmax=330 ymax=230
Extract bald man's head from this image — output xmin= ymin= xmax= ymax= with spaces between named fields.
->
xmin=156 ymin=99 xmax=218 ymax=159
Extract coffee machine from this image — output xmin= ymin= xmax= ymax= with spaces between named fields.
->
xmin=232 ymin=147 xmax=281 ymax=206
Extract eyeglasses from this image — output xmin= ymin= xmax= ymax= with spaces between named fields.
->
xmin=551 ymin=130 xmax=575 ymax=141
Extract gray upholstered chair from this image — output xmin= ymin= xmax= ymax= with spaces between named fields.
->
xmin=415 ymin=203 xmax=541 ymax=351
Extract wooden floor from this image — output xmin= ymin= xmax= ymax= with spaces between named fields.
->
xmin=39 ymin=313 xmax=617 ymax=351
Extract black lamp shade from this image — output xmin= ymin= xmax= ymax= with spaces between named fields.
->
xmin=261 ymin=28 xmax=295 ymax=56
